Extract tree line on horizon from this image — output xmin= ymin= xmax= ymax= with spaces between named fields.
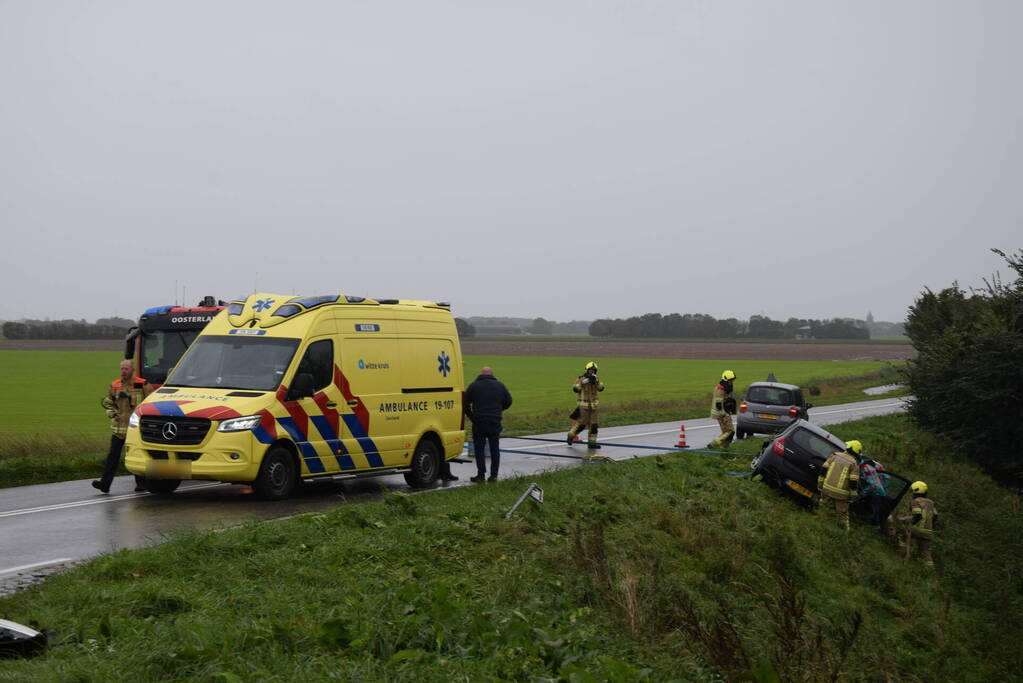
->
xmin=2 ymin=318 xmax=133 ymax=340
xmin=455 ymin=313 xmax=879 ymax=340
xmin=589 ymin=313 xmax=869 ymax=339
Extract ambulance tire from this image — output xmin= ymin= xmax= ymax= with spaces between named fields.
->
xmin=254 ymin=446 xmax=298 ymax=500
xmin=404 ymin=439 xmax=440 ymax=488
xmin=141 ymin=478 xmax=180 ymax=495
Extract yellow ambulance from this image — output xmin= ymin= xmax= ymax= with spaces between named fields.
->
xmin=124 ymin=293 xmax=465 ymax=499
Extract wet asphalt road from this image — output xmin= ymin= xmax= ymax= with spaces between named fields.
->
xmin=0 ymin=397 xmax=907 ymax=590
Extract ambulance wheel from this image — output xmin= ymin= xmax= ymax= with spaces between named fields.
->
xmin=254 ymin=446 xmax=298 ymax=500
xmin=404 ymin=440 xmax=440 ymax=488
xmin=141 ymin=478 xmax=180 ymax=495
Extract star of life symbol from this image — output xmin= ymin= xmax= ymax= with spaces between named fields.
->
xmin=252 ymin=298 xmax=276 ymax=313
xmin=437 ymin=350 xmax=451 ymax=377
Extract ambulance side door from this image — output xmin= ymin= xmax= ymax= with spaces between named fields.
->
xmin=285 ymin=337 xmax=335 ymax=476
xmin=336 ymin=329 xmax=400 ymax=469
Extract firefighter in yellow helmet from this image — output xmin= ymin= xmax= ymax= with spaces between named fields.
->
xmin=707 ymin=370 xmax=737 ymax=449
xmin=817 ymin=440 xmax=862 ymax=530
xmin=898 ymin=481 xmax=938 ymax=567
xmin=567 ymin=361 xmax=605 ymax=455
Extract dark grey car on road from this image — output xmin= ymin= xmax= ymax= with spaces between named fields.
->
xmin=736 ymin=381 xmax=811 ymax=439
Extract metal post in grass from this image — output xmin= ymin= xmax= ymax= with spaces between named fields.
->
xmin=505 ymin=483 xmax=544 ymax=519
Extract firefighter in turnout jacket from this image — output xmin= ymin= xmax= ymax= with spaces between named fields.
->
xmin=707 ymin=370 xmax=737 ymax=449
xmin=93 ymin=360 xmax=150 ymax=493
xmin=818 ymin=439 xmax=862 ymax=530
xmin=567 ymin=361 xmax=605 ymax=451
xmin=899 ymin=481 xmax=938 ymax=567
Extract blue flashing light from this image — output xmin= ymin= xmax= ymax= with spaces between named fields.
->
xmin=143 ymin=305 xmax=175 ymax=315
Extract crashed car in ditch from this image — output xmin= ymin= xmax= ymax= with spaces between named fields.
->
xmin=750 ymin=419 xmax=910 ymax=522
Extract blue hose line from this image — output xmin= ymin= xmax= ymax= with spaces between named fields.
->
xmin=508 ymin=435 xmax=733 ymax=456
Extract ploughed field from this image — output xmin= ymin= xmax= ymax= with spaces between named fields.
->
xmin=1 ymin=338 xmax=915 ymax=362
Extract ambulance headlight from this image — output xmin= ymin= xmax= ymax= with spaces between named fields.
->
xmin=129 ymin=413 xmax=140 ymax=429
xmin=218 ymin=415 xmax=262 ymax=432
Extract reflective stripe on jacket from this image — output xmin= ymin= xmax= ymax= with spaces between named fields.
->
xmin=819 ymin=451 xmax=859 ymax=499
xmin=102 ymin=377 xmax=149 ymax=437
xmin=910 ymin=497 xmax=937 ymax=539
xmin=710 ymin=383 xmax=731 ymax=417
xmin=573 ymin=375 xmax=604 ymax=408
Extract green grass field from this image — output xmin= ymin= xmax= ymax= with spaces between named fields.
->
xmin=1 ymin=414 xmax=1019 ymax=681
xmin=474 ymin=355 xmax=898 ymax=428
xmin=0 ymin=351 xmax=124 ymax=443
xmin=0 ymin=351 xmax=895 ymax=438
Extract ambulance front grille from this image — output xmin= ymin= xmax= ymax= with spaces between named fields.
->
xmin=139 ymin=416 xmax=211 ymax=445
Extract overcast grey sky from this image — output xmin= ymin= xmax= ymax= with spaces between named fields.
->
xmin=1 ymin=1 xmax=1019 ymax=324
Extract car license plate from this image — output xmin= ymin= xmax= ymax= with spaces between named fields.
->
xmin=787 ymin=480 xmax=814 ymax=498
xmin=758 ymin=413 xmax=778 ymax=420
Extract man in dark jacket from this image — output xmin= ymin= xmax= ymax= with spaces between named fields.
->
xmin=465 ymin=366 xmax=513 ymax=483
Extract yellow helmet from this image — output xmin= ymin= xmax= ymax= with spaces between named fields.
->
xmin=845 ymin=440 xmax=863 ymax=455
xmin=911 ymin=481 xmax=928 ymax=495
xmin=585 ymin=361 xmax=598 ymax=372
xmin=721 ymin=370 xmax=736 ymax=381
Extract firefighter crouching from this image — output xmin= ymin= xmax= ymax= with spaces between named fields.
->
xmin=567 ymin=361 xmax=605 ymax=453
xmin=818 ymin=440 xmax=862 ymax=530
xmin=707 ymin=370 xmax=737 ymax=449
xmin=93 ymin=360 xmax=150 ymax=494
xmin=898 ymin=481 xmax=938 ymax=567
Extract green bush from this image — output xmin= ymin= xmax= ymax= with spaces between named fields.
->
xmin=903 ymin=248 xmax=1023 ymax=486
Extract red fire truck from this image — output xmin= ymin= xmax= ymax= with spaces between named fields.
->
xmin=123 ymin=295 xmax=225 ymax=387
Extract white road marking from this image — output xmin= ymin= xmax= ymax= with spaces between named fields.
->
xmin=0 ymin=482 xmax=225 ymax=519
xmin=0 ymin=558 xmax=74 ymax=576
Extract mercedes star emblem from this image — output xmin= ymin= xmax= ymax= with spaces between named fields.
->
xmin=162 ymin=422 xmax=178 ymax=440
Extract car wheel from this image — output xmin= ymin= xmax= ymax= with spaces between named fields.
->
xmin=253 ymin=446 xmax=298 ymax=500
xmin=736 ymin=429 xmax=747 ymax=441
xmin=404 ymin=439 xmax=440 ymax=488
xmin=141 ymin=478 xmax=180 ymax=495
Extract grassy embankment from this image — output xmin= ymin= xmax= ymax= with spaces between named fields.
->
xmin=0 ymin=350 xmax=904 ymax=488
xmin=1 ymin=413 xmax=1019 ymax=681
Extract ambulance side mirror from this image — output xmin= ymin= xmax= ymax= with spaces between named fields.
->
xmin=289 ymin=373 xmax=315 ymax=400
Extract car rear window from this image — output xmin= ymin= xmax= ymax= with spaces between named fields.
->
xmin=790 ymin=428 xmax=838 ymax=461
xmin=746 ymin=386 xmax=794 ymax=406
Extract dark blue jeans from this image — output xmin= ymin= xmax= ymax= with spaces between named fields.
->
xmin=472 ymin=419 xmax=502 ymax=477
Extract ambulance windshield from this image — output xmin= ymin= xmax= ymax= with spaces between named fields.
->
xmin=165 ymin=335 xmax=300 ymax=391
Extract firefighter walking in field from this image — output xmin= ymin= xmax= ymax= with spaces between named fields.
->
xmin=817 ymin=440 xmax=862 ymax=530
xmin=93 ymin=360 xmax=150 ymax=494
xmin=567 ymin=361 xmax=604 ymax=454
xmin=707 ymin=370 xmax=737 ymax=449
xmin=898 ymin=481 xmax=938 ymax=567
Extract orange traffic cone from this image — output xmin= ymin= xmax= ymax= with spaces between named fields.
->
xmin=676 ymin=424 xmax=688 ymax=448
xmin=570 ymin=420 xmax=581 ymax=442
